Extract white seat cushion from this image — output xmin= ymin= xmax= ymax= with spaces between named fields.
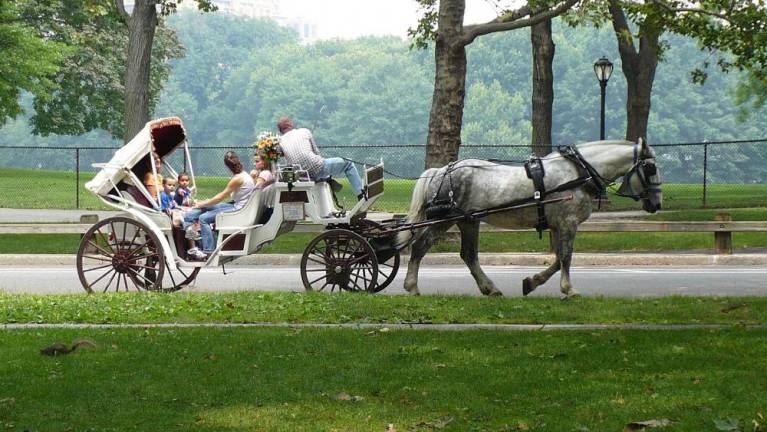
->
xmin=216 ymin=184 xmax=274 ymax=229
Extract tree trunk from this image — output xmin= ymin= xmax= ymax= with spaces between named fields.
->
xmin=123 ymin=0 xmax=158 ymax=143
xmin=530 ymin=19 xmax=554 ymax=157
xmin=623 ymin=35 xmax=658 ymax=141
xmin=609 ymin=0 xmax=659 ymax=142
xmin=424 ymin=0 xmax=467 ymax=169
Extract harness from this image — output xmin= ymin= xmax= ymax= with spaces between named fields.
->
xmin=524 ymin=157 xmax=548 ymax=237
xmin=423 ymin=141 xmax=660 ymax=234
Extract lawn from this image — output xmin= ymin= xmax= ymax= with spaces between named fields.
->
xmin=0 ymin=326 xmax=765 ymax=431
xmin=3 ymin=292 xmax=767 ymax=324
xmin=3 ymin=167 xmax=767 ymax=212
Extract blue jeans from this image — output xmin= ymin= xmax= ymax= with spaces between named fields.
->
xmin=183 ymin=203 xmax=235 ymax=252
xmin=317 ymin=157 xmax=363 ymax=196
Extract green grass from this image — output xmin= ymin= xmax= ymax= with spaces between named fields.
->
xmin=1 ymin=326 xmax=765 ymax=431
xmin=3 ymin=292 xmax=767 ymax=324
xmin=4 ymin=167 xmax=767 ymax=211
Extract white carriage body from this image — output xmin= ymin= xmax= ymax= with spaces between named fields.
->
xmin=84 ymin=117 xmax=385 ymax=272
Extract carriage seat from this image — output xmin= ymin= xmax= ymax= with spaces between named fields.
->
xmin=215 ymin=184 xmax=275 ymax=229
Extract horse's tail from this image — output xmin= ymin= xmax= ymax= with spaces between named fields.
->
xmin=396 ymin=168 xmax=438 ymax=248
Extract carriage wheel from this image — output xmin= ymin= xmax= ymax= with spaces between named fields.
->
xmin=76 ymin=217 xmax=164 ymax=293
xmin=300 ymin=229 xmax=378 ymax=292
xmin=371 ymin=250 xmax=400 ymax=293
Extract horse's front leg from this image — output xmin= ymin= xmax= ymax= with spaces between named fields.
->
xmin=557 ymin=228 xmax=579 ymax=299
xmin=457 ymin=220 xmax=501 ymax=296
xmin=523 ymin=229 xmax=561 ymax=296
xmin=403 ymin=224 xmax=451 ymax=295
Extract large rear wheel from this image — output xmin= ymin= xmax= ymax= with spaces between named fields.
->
xmin=76 ymin=217 xmax=165 ymax=293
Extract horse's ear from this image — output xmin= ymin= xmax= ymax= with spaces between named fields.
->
xmin=639 ymin=137 xmax=650 ymax=156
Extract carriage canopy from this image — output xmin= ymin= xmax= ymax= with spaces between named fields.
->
xmin=85 ymin=117 xmax=187 ymax=197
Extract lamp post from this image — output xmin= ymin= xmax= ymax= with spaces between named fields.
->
xmin=593 ymin=56 xmax=613 ymax=140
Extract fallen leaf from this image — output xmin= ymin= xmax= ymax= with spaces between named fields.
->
xmin=336 ymin=392 xmax=352 ymax=401
xmin=385 ymin=424 xmax=396 ymax=432
xmin=195 ymin=416 xmax=205 ymax=424
xmin=624 ymin=419 xmax=674 ymax=431
xmin=720 ymin=303 xmax=746 ymax=313
xmin=517 ymin=421 xmax=530 ymax=430
xmin=714 ymin=418 xmax=741 ymax=431
xmin=414 ymin=416 xmax=454 ymax=429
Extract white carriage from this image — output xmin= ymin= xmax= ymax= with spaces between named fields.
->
xmin=76 ymin=117 xmax=398 ymax=293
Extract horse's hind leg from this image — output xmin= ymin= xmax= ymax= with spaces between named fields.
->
xmin=457 ymin=220 xmax=501 ymax=296
xmin=403 ymin=223 xmax=451 ymax=295
xmin=522 ymin=229 xmax=561 ymax=296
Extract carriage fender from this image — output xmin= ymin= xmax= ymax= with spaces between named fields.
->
xmin=119 ymin=208 xmax=177 ymax=270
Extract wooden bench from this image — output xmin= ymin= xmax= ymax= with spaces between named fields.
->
xmin=2 ymin=214 xmax=764 ymax=255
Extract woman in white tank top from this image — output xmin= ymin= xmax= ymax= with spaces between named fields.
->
xmin=182 ymin=151 xmax=256 ymax=253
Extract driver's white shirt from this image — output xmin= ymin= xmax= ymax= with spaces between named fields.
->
xmin=279 ymin=128 xmax=324 ymax=177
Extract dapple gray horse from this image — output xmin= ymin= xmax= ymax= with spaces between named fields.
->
xmin=397 ymin=139 xmax=662 ymax=298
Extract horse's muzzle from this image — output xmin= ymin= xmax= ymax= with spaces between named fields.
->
xmin=643 ymin=200 xmax=661 ymax=213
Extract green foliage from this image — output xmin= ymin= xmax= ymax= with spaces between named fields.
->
xmin=0 ymin=1 xmax=67 ymax=124
xmin=24 ymin=1 xmax=184 ymax=139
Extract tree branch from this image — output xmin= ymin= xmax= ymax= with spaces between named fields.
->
xmin=459 ymin=0 xmax=579 ymax=47
xmin=651 ymin=0 xmax=734 ymax=23
xmin=608 ymin=0 xmax=637 ymax=58
xmin=114 ymin=0 xmax=130 ymax=20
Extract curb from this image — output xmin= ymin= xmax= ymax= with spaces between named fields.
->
xmin=3 ymin=253 xmax=767 ymax=267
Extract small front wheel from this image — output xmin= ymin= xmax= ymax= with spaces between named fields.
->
xmin=300 ymin=229 xmax=378 ymax=292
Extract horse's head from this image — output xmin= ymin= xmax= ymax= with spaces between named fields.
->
xmin=616 ymin=138 xmax=662 ymax=213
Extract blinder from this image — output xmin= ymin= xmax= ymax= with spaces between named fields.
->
xmin=615 ymin=153 xmax=662 ymax=201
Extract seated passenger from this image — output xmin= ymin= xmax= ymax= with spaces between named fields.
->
xmin=160 ymin=177 xmax=177 ymax=212
xmin=143 ymin=151 xmax=164 ymax=204
xmin=174 ymin=172 xmax=193 ymax=207
xmin=183 ymin=151 xmax=255 ymax=255
xmin=250 ymin=152 xmax=275 ymax=190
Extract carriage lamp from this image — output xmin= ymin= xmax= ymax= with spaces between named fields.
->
xmin=593 ymin=56 xmax=613 ymax=141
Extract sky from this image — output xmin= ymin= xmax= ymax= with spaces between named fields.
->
xmin=277 ymin=0 xmax=501 ymax=40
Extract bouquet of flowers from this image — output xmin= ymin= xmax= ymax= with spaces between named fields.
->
xmin=253 ymin=131 xmax=281 ymax=163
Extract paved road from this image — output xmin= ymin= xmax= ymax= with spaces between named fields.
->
xmin=1 ymin=265 xmax=765 ymax=297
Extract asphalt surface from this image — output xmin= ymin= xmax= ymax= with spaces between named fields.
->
xmin=2 ymin=264 xmax=766 ymax=297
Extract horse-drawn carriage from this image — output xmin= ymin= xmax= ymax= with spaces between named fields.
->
xmin=76 ymin=117 xmax=399 ymax=294
xmin=78 ymin=117 xmax=663 ymax=297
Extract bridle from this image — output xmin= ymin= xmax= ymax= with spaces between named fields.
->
xmin=614 ymin=141 xmax=662 ymax=201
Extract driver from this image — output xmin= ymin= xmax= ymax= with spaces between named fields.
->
xmin=276 ymin=116 xmax=366 ymax=201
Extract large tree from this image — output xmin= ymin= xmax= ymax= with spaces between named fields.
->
xmin=530 ymin=19 xmax=555 ymax=156
xmin=115 ymin=0 xmax=214 ymax=142
xmin=604 ymin=0 xmax=767 ymax=141
xmin=411 ymin=0 xmax=578 ymax=168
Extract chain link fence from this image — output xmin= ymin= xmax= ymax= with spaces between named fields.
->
xmin=1 ymin=140 xmax=766 ymax=212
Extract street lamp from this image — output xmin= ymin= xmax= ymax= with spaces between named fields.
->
xmin=594 ymin=56 xmax=613 ymax=140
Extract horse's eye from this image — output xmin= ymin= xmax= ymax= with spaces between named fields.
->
xmin=643 ymin=163 xmax=657 ymax=176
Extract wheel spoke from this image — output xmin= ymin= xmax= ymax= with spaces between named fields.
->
xmin=308 ymin=273 xmax=328 ymax=286
xmin=109 ymin=222 xmax=120 ymax=251
xmin=87 ymin=240 xmax=114 ymax=258
xmin=124 ymin=253 xmax=159 ymax=263
xmin=81 ymin=255 xmax=113 ymax=263
xmin=82 ymin=263 xmax=116 ymax=273
xmin=95 ymin=227 xmax=116 ymax=254
xmin=306 ymin=255 xmax=327 ymax=266
xmin=127 ymin=267 xmax=155 ymax=287
xmin=88 ymin=267 xmax=115 ymax=287
xmin=101 ymin=270 xmax=118 ymax=293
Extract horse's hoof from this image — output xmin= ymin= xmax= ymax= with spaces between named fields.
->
xmin=560 ymin=290 xmax=581 ymax=300
xmin=488 ymin=290 xmax=503 ymax=297
xmin=522 ymin=278 xmax=535 ymax=296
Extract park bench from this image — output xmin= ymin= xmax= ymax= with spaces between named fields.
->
xmin=1 ymin=214 xmax=765 ymax=254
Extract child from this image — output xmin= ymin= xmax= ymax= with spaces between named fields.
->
xmin=160 ymin=177 xmax=177 ymax=212
xmin=174 ymin=172 xmax=193 ymax=206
